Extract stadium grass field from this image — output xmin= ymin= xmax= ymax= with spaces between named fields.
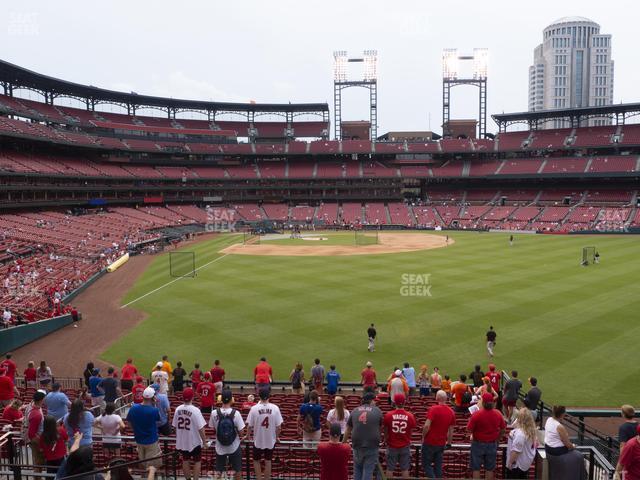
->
xmin=102 ymin=231 xmax=640 ymax=407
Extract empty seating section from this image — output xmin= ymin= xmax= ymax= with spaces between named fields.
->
xmin=309 ymin=141 xmax=340 ymax=154
xmin=499 ymin=189 xmax=540 ymax=202
xmin=225 ymin=164 xmax=257 ymax=179
xmin=468 ymin=160 xmax=501 ymax=176
xmin=340 ymin=203 xmax=363 ymax=224
xmin=405 ymin=142 xmax=440 ymax=153
xmin=428 ymin=190 xmax=464 ymax=202
xmin=261 ymin=204 xmax=289 ymax=221
xmin=620 ymin=124 xmax=640 ymax=145
xmin=431 ymin=161 xmax=463 ymax=177
xmin=287 ymin=141 xmax=308 ymax=154
xmin=482 ymin=206 xmax=516 ymax=222
xmin=289 ymin=206 xmax=315 ymax=222
xmin=364 ymin=203 xmax=387 ymax=224
xmin=435 ymin=206 xmax=460 ymax=225
xmin=189 ymin=166 xmax=227 ymax=179
xmin=528 ymin=129 xmax=571 ymax=149
xmin=340 ymin=140 xmax=372 ymax=154
xmin=316 ymin=162 xmax=344 ymax=178
xmin=412 ymin=206 xmax=441 ymax=227
xmin=472 ymin=139 xmax=495 ymax=151
xmin=499 ymin=159 xmax=543 ymax=175
xmin=315 ymin=203 xmax=338 ymax=224
xmin=399 ymin=165 xmax=430 ymax=177
xmin=537 ymin=206 xmax=570 ymax=222
xmin=585 ymin=190 xmax=633 ymax=203
xmin=587 ymin=156 xmax=637 ymax=173
xmin=257 ymin=161 xmax=286 ymax=179
xmin=458 ymin=206 xmax=491 ymax=219
xmin=232 ymin=204 xmax=264 ymax=221
xmin=440 ymin=138 xmax=472 ymax=152
xmin=374 ymin=142 xmax=406 ymax=154
xmin=387 ymin=203 xmax=414 ymax=226
xmin=510 ymin=207 xmax=542 ymax=222
xmin=362 ymin=161 xmax=397 ymax=177
xmin=538 ymin=189 xmax=582 ymax=203
xmin=496 ymin=131 xmax=529 ymax=150
xmin=541 ymin=157 xmax=589 ymax=174
xmin=254 ymin=144 xmax=286 ymax=156
xmin=344 ymin=161 xmax=361 ymax=178
xmin=287 ymin=161 xmax=315 ymax=178
xmin=465 ymin=190 xmax=497 ymax=202
xmin=572 ymin=126 xmax=616 ymax=147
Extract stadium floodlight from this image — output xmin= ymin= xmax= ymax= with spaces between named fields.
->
xmin=442 ymin=49 xmax=459 ymax=80
xmin=363 ymin=49 xmax=378 ymax=81
xmin=333 ymin=50 xmax=348 ymax=82
xmin=473 ymin=48 xmax=489 ymax=80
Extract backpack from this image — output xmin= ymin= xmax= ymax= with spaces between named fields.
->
xmin=216 ymin=408 xmax=237 ymax=446
xmin=291 ymin=370 xmax=302 ymax=389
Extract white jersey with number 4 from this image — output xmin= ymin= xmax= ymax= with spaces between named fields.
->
xmin=172 ymin=404 xmax=206 ymax=452
xmin=247 ymin=401 xmax=283 ymax=449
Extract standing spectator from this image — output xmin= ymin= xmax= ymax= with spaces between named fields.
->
xmin=190 ymin=363 xmax=202 ymax=391
xmin=361 ymin=361 xmax=378 ymax=392
xmin=39 ymin=415 xmax=68 ymax=474
xmin=486 ymin=364 xmax=501 ymax=396
xmin=62 ymin=399 xmax=95 ymax=447
xmin=326 ymin=396 xmax=350 ymax=439
xmin=37 ymin=361 xmax=53 ymax=389
xmin=506 ymin=408 xmax=538 ymax=478
xmin=0 ymin=368 xmax=19 ymax=408
xmin=451 ymin=374 xmax=472 ymax=412
xmin=430 ymin=367 xmax=442 ymax=394
xmin=618 ymin=405 xmax=639 ymax=463
xmin=254 ymin=357 xmax=273 ymax=392
xmin=523 ymin=377 xmax=542 ymax=420
xmin=172 ymin=361 xmax=187 ymax=393
xmin=467 ymin=393 xmax=506 ymax=480
xmin=209 ymin=389 xmax=245 ymax=480
xmin=502 ymin=370 xmax=522 ymax=421
xmin=486 ymin=326 xmax=497 ymax=357
xmin=367 ymin=323 xmax=377 ymax=352
xmin=44 ymin=382 xmax=71 ymax=421
xmin=127 ymin=387 xmax=162 ymax=475
xmin=210 ymin=360 xmax=225 ymax=394
xmin=2 ymin=307 xmax=11 ymax=327
xmin=24 ymin=361 xmax=37 ymax=388
xmin=246 ymin=388 xmax=283 ymax=480
xmin=0 ymin=353 xmax=17 ymax=382
xmin=151 ymin=383 xmax=171 ymax=436
xmin=131 ymin=376 xmax=146 ymax=404
xmin=2 ymin=398 xmax=23 ymax=422
xmin=151 ymin=362 xmax=169 ymax=394
xmin=25 ymin=390 xmax=46 ymax=471
xmin=544 ymin=406 xmax=575 ymax=456
xmin=617 ymin=424 xmax=640 ymax=480
xmin=326 ymin=365 xmax=341 ymax=395
xmin=388 ymin=370 xmax=409 ymax=401
xmin=289 ymin=363 xmax=305 ymax=394
xmin=82 ymin=362 xmax=94 ymax=389
xmin=317 ymin=423 xmax=351 ymax=480
xmin=161 ymin=355 xmax=172 ymax=379
xmin=417 ymin=365 xmax=431 ymax=396
xmin=88 ymin=368 xmax=105 ymax=411
xmin=120 ymin=358 xmax=137 ymax=391
xmin=422 ymin=390 xmax=456 ymax=479
xmin=298 ymin=390 xmax=323 ymax=448
xmin=384 ymin=393 xmax=416 ymax=479
xmin=311 ymin=359 xmax=325 ymax=392
xmin=344 ymin=392 xmax=383 ymax=480
xmin=241 ymin=394 xmax=257 ymax=413
xmin=96 ymin=402 xmax=125 ymax=456
xmin=470 ymin=365 xmax=485 ymax=389
xmin=402 ymin=362 xmax=416 ymax=396
xmin=99 ymin=367 xmax=122 ymax=405
xmin=196 ymin=373 xmax=216 ymax=414
xmin=172 ymin=388 xmax=207 ymax=480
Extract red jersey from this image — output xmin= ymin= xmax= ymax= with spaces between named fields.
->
xmin=424 ymin=404 xmax=456 ymax=446
xmin=121 ymin=364 xmax=138 ymax=381
xmin=384 ymin=408 xmax=417 ymax=448
xmin=620 ymin=438 xmax=640 ymax=480
xmin=0 ymin=376 xmax=14 ymax=401
xmin=317 ymin=442 xmax=351 ymax=480
xmin=0 ymin=359 xmax=17 ymax=380
xmin=196 ymin=381 xmax=216 ymax=407
xmin=210 ymin=367 xmax=225 ymax=383
xmin=39 ymin=426 xmax=68 ymax=461
xmin=254 ymin=362 xmax=272 ymax=384
xmin=467 ymin=408 xmax=506 ymax=443
xmin=361 ymin=368 xmax=377 ymax=387
xmin=487 ymin=371 xmax=501 ymax=393
xmin=131 ymin=384 xmax=146 ymax=404
xmin=2 ymin=406 xmax=22 ymax=422
xmin=27 ymin=405 xmax=43 ymax=440
xmin=24 ymin=368 xmax=36 ymax=382
xmin=190 ymin=369 xmax=202 ymax=383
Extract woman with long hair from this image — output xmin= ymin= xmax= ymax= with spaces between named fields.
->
xmin=37 ymin=361 xmax=52 ymax=389
xmin=83 ymin=362 xmax=94 ymax=389
xmin=506 ymin=408 xmax=538 ymax=478
xmin=289 ymin=363 xmax=305 ymax=394
xmin=63 ymin=399 xmax=95 ymax=447
xmin=417 ymin=365 xmax=431 ymax=397
xmin=326 ymin=396 xmax=350 ymax=439
xmin=38 ymin=415 xmax=68 ymax=474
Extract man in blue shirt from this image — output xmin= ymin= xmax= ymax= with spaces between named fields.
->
xmin=298 ymin=390 xmax=323 ymax=448
xmin=126 ymin=386 xmax=162 ymax=472
xmin=402 ymin=362 xmax=417 ymax=396
xmin=88 ymin=368 xmax=105 ymax=411
xmin=44 ymin=383 xmax=70 ymax=420
xmin=326 ymin=365 xmax=341 ymax=395
xmin=150 ymin=383 xmax=172 ymax=436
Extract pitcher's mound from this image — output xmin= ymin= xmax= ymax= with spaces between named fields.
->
xmin=220 ymin=233 xmax=452 ymax=256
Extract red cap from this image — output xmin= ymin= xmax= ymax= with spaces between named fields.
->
xmin=393 ymin=393 xmax=406 ymax=405
xmin=482 ymin=393 xmax=494 ymax=403
xmin=182 ymin=388 xmax=194 ymax=402
xmin=204 ymin=372 xmax=211 ymax=379
xmin=135 ymin=376 xmax=143 ymax=383
xmin=488 ymin=364 xmax=496 ymax=371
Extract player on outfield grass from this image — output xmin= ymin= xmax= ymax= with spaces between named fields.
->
xmin=486 ymin=326 xmax=497 ymax=357
xmin=367 ymin=323 xmax=377 ymax=352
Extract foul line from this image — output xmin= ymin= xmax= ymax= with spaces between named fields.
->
xmin=120 ymin=253 xmax=229 ymax=309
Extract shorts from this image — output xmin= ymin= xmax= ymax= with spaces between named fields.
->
xmin=214 ymin=381 xmax=223 ymax=394
xmin=470 ymin=440 xmax=497 ymax=471
xmin=29 ymin=438 xmax=45 ymax=465
xmin=387 ymin=446 xmax=411 ymax=471
xmin=179 ymin=445 xmax=202 ymax=462
xmin=503 ymin=399 xmax=517 ymax=407
xmin=215 ymin=445 xmax=242 ymax=473
xmin=136 ymin=442 xmax=163 ymax=468
xmin=252 ymin=447 xmax=273 ymax=461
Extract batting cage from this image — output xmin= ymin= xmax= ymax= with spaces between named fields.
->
xmin=169 ymin=251 xmax=196 ymax=277
xmin=354 ymin=229 xmax=379 ymax=246
xmin=582 ymin=246 xmax=596 ymax=266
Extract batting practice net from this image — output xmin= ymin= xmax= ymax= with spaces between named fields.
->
xmin=243 ymin=232 xmax=261 ymax=245
xmin=582 ymin=246 xmax=596 ymax=265
xmin=169 ymin=251 xmax=196 ymax=277
xmin=355 ymin=229 xmax=379 ymax=246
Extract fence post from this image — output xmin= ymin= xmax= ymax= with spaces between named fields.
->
xmin=163 ymin=439 xmax=169 ymax=479
xmin=578 ymin=417 xmax=585 ymax=444
xmin=589 ymin=449 xmax=595 ymax=480
xmin=245 ymin=441 xmax=251 ymax=480
xmin=538 ymin=401 xmax=544 ymax=429
xmin=607 ymin=436 xmax=613 ymax=464
xmin=414 ymin=445 xmax=421 ymax=478
xmin=8 ymin=434 xmax=21 ymax=480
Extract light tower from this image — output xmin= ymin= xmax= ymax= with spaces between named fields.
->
xmin=442 ymin=48 xmax=488 ymax=138
xmin=333 ymin=50 xmax=378 ymax=141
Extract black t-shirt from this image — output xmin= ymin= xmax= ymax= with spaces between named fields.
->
xmin=524 ymin=386 xmax=542 ymax=409
xmin=470 ymin=370 xmax=485 ymax=387
xmin=619 ymin=421 xmax=639 ymax=443
xmin=503 ymin=378 xmax=522 ymax=402
xmin=99 ymin=377 xmax=119 ymax=403
xmin=173 ymin=367 xmax=186 ymax=382
xmin=486 ymin=330 xmax=497 ymax=342
xmin=368 ymin=327 xmax=377 ymax=339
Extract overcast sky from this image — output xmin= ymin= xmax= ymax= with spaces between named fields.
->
xmin=2 ymin=0 xmax=639 ymax=134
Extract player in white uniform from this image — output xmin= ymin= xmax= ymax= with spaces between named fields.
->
xmin=172 ymin=388 xmax=207 ymax=480
xmin=246 ymin=388 xmax=284 ymax=480
xmin=151 ymin=362 xmax=169 ymax=394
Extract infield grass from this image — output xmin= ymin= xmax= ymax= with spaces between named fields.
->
xmin=103 ymin=231 xmax=640 ymax=406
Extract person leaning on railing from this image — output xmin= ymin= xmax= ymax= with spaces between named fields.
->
xmin=544 ymin=405 xmax=575 ymax=456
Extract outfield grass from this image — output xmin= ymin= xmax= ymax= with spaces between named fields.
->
xmin=103 ymin=231 xmax=640 ymax=406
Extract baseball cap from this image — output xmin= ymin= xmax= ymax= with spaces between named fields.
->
xmin=366 ymin=361 xmax=372 ymax=367
xmin=221 ymin=389 xmax=233 ymax=403
xmin=135 ymin=376 xmax=143 ymax=383
xmin=258 ymin=388 xmax=270 ymax=401
xmin=204 ymin=372 xmax=211 ymax=379
xmin=92 ymin=368 xmax=100 ymax=375
xmin=329 ymin=423 xmax=342 ymax=437
xmin=395 ymin=369 xmax=402 ymax=377
xmin=482 ymin=393 xmax=494 ymax=404
xmin=143 ymin=387 xmax=156 ymax=399
xmin=182 ymin=388 xmax=194 ymax=402
xmin=155 ymin=361 xmax=163 ymax=368
xmin=33 ymin=390 xmax=46 ymax=402
xmin=393 ymin=393 xmax=406 ymax=405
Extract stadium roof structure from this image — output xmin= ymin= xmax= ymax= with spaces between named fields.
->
xmin=492 ymin=103 xmax=640 ymax=131
xmin=0 ymin=59 xmax=329 ymax=120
